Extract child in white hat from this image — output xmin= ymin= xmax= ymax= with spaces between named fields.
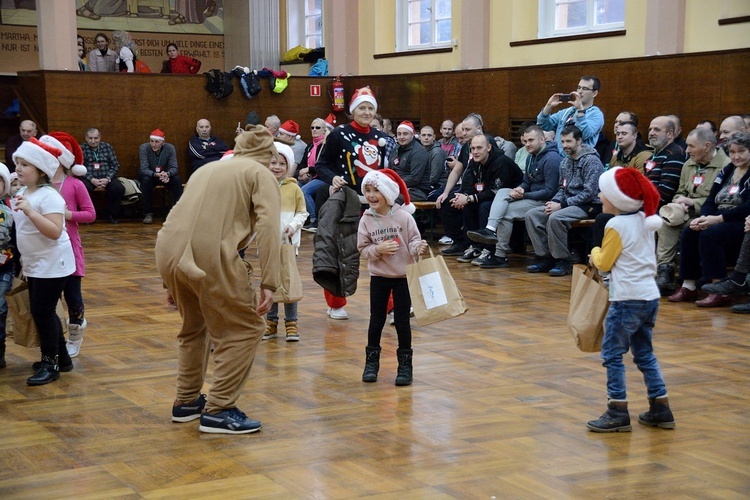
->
xmin=587 ymin=166 xmax=674 ymax=432
xmin=12 ymin=137 xmax=76 ymax=385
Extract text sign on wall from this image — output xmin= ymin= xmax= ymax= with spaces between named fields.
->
xmin=310 ymin=85 xmax=321 ymax=97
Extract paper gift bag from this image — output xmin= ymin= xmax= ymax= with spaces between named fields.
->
xmin=566 ymin=264 xmax=609 ymax=352
xmin=407 ymin=248 xmax=468 ymax=326
xmin=272 ymin=239 xmax=303 ymax=303
xmin=7 ymin=278 xmax=68 ymax=349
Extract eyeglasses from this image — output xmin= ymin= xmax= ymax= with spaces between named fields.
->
xmin=311 ymin=126 xmax=323 ymax=130
xmin=577 ymin=86 xmax=594 ymax=92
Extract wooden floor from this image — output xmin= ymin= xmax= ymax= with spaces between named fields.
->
xmin=1 ymin=221 xmax=749 ymax=499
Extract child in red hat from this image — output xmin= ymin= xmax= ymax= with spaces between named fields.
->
xmin=587 ymin=167 xmax=675 ymax=432
xmin=357 ymin=169 xmax=427 ymax=386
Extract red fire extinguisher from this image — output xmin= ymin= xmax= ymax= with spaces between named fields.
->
xmin=328 ymin=76 xmax=345 ymax=112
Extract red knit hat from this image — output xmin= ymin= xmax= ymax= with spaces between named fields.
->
xmin=279 ymin=120 xmax=300 ymax=139
xmin=397 ymin=121 xmax=415 ymax=134
xmin=349 ymin=86 xmax=378 ymax=113
xmin=46 ymin=131 xmax=87 ymax=177
xmin=599 ymin=167 xmax=662 ymax=231
xmin=324 ymin=113 xmax=336 ymax=130
xmin=150 ymin=129 xmax=165 ymax=141
xmin=362 ymin=169 xmax=415 ymax=214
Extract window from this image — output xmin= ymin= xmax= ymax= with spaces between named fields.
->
xmin=397 ymin=0 xmax=452 ymax=51
xmin=538 ymin=0 xmax=625 ymax=38
xmin=287 ymin=0 xmax=323 ymax=49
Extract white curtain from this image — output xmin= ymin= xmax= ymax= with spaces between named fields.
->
xmin=249 ymin=0 xmax=280 ymax=70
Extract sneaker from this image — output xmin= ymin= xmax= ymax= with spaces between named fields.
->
xmin=438 ymin=235 xmax=453 ymax=245
xmin=548 ymin=259 xmax=572 ymax=277
xmin=456 ymin=246 xmax=480 ymax=263
xmin=328 ymin=307 xmax=349 ymax=320
xmin=441 ymin=243 xmax=466 ymax=256
xmin=471 ymin=248 xmax=492 ymax=266
xmin=302 ymin=221 xmax=317 ymax=233
xmin=480 ymin=255 xmax=509 ymax=269
xmin=701 ymin=278 xmax=750 ymax=295
xmin=467 ymin=227 xmax=498 ymax=245
xmin=527 ymin=258 xmax=555 ymax=273
xmin=66 ymin=319 xmax=87 ymax=358
xmin=143 ymin=213 xmax=154 ymax=224
xmin=198 ymin=407 xmax=262 ymax=434
xmin=172 ymin=394 xmax=207 ymax=423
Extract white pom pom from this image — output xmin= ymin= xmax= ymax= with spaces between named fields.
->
xmin=403 ymin=203 xmax=416 ymax=214
xmin=244 ymin=66 xmax=250 ymax=74
xmin=296 ymin=134 xmax=301 ymax=140
xmin=378 ymin=137 xmax=386 ymax=147
xmin=644 ymin=214 xmax=663 ymax=232
xmin=71 ymin=164 xmax=87 ymax=177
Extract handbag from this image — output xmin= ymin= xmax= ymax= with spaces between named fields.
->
xmin=566 ymin=264 xmax=609 ymax=352
xmin=406 ymin=248 xmax=468 ymax=326
xmin=272 ymin=238 xmax=303 ymax=303
xmin=7 ymin=278 xmax=69 ymax=348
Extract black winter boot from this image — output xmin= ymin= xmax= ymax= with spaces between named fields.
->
xmin=27 ymin=355 xmax=60 ymax=386
xmin=656 ymin=264 xmax=675 ymax=295
xmin=362 ymin=346 xmax=381 ymax=383
xmin=638 ymin=396 xmax=675 ymax=429
xmin=395 ymin=348 xmax=413 ymax=386
xmin=587 ymin=400 xmax=631 ymax=432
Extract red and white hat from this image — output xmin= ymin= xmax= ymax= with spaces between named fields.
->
xmin=599 ymin=167 xmax=662 ymax=231
xmin=220 ymin=149 xmax=235 ymax=161
xmin=362 ymin=168 xmax=415 ymax=214
xmin=41 ymin=132 xmax=88 ymax=177
xmin=0 ymin=162 xmax=11 ymax=197
xmin=279 ymin=120 xmax=300 ymax=139
xmin=397 ymin=121 xmax=415 ymax=134
xmin=324 ymin=113 xmax=336 ymax=130
xmin=349 ymin=86 xmax=378 ymax=113
xmin=273 ymin=141 xmax=296 ymax=170
xmin=150 ymin=129 xmax=166 ymax=141
xmin=13 ymin=137 xmax=63 ymax=180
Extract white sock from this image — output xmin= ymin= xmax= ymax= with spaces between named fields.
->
xmin=682 ymin=280 xmax=697 ymax=291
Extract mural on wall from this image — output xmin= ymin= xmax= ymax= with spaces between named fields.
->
xmin=0 ymin=0 xmax=224 ymax=73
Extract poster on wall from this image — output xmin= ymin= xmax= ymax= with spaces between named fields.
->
xmin=0 ymin=0 xmax=225 ymax=74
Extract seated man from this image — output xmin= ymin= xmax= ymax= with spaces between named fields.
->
xmin=276 ymin=120 xmax=307 ymax=175
xmin=418 ymin=125 xmax=448 ymax=198
xmin=646 ymin=116 xmax=687 ymax=206
xmin=525 ymin=125 xmax=604 ymax=276
xmin=139 ymin=129 xmax=183 ymax=224
xmin=80 ymin=127 xmax=125 ymax=223
xmin=188 ymin=119 xmax=229 ymax=172
xmin=437 ymin=119 xmax=459 ymax=155
xmin=467 ymin=125 xmax=561 ymax=268
xmin=5 ymin=119 xmax=37 ymax=169
xmin=389 ymin=121 xmax=431 ymax=201
xmin=655 ymin=127 xmax=729 ymax=294
xmin=448 ymin=133 xmax=523 ymax=266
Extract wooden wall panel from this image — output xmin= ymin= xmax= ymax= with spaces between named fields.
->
xmin=15 ymin=49 xmax=750 ymax=181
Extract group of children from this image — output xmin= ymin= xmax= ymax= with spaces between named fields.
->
xmin=0 ymin=133 xmax=93 ymax=385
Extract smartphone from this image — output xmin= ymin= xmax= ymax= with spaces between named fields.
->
xmin=559 ymin=94 xmax=573 ymax=102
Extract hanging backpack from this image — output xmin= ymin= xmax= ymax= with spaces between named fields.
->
xmin=118 ymin=177 xmax=142 ymax=206
xmin=232 ymin=66 xmax=262 ymax=99
xmin=204 ymin=69 xmax=233 ymax=99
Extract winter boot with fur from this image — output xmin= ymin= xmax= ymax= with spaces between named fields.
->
xmin=395 ymin=348 xmax=413 ymax=386
xmin=362 ymin=346 xmax=381 ymax=382
xmin=66 ymin=319 xmax=87 ymax=358
xmin=587 ymin=399 xmax=632 ymax=432
xmin=638 ymin=396 xmax=675 ymax=429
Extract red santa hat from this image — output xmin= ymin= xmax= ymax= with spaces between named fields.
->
xmin=362 ymin=169 xmax=415 ymax=214
xmin=150 ymin=129 xmax=166 ymax=141
xmin=220 ymin=149 xmax=235 ymax=161
xmin=599 ymin=167 xmax=662 ymax=231
xmin=0 ymin=162 xmax=10 ymax=197
xmin=13 ymin=137 xmax=63 ymax=180
xmin=349 ymin=86 xmax=378 ymax=113
xmin=279 ymin=120 xmax=300 ymax=139
xmin=324 ymin=113 xmax=337 ymax=130
xmin=397 ymin=121 xmax=415 ymax=134
xmin=42 ymin=132 xmax=88 ymax=177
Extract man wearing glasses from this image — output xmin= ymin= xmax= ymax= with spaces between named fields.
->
xmin=537 ymin=76 xmax=604 ymax=152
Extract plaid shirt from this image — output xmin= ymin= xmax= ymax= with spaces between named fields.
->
xmin=81 ymin=141 xmax=120 ymax=181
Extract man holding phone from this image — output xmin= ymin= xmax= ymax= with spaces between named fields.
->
xmin=537 ymin=76 xmax=604 ymax=152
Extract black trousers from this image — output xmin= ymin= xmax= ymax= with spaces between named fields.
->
xmin=140 ymin=174 xmax=183 ymax=215
xmin=28 ymin=276 xmax=71 ymax=363
xmin=368 ymin=276 xmax=411 ymax=350
xmin=82 ymin=177 xmax=125 ymax=218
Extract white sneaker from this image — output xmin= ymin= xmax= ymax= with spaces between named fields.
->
xmin=328 ymin=307 xmax=349 ymax=320
xmin=438 ymin=235 xmax=453 ymax=245
xmin=66 ymin=318 xmax=87 ymax=358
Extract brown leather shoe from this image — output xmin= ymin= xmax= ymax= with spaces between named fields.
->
xmin=695 ymin=294 xmax=731 ymax=308
xmin=667 ymin=287 xmax=698 ymax=302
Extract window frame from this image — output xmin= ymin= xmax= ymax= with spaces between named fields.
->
xmin=538 ymin=0 xmax=625 ymax=39
xmin=396 ymin=0 xmax=453 ymax=52
xmin=287 ymin=0 xmax=324 ymax=50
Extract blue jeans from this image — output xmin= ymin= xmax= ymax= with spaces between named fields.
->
xmin=601 ymin=299 xmax=666 ymax=401
xmin=0 ymin=271 xmax=13 ymax=344
xmin=267 ymin=302 xmax=298 ymax=323
xmin=301 ymin=179 xmax=325 ymax=222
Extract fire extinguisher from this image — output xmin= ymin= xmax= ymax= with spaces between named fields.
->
xmin=328 ymin=76 xmax=345 ymax=112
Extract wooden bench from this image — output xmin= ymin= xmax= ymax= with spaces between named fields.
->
xmin=412 ymin=201 xmax=437 ymax=241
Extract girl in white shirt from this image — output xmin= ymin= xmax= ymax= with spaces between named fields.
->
xmin=12 ymin=138 xmax=75 ymax=386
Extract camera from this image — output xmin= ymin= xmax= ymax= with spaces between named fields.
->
xmin=559 ymin=94 xmax=573 ymax=102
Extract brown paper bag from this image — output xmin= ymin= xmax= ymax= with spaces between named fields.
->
xmin=272 ymin=240 xmax=303 ymax=303
xmin=407 ymin=248 xmax=468 ymax=326
xmin=7 ymin=278 xmax=69 ymax=349
xmin=566 ymin=264 xmax=609 ymax=352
